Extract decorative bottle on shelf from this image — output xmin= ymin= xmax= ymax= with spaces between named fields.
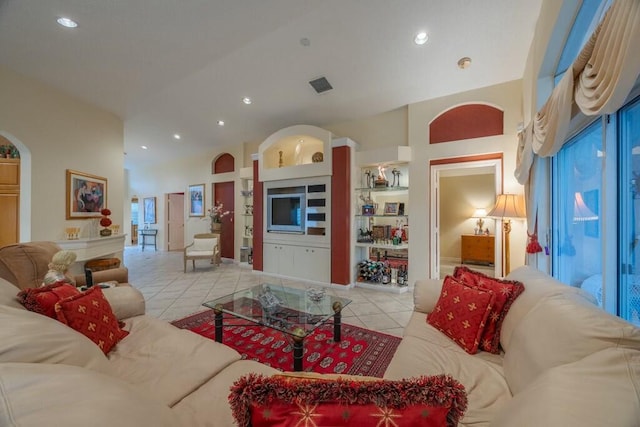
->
xmin=381 ymin=251 xmax=391 ymax=284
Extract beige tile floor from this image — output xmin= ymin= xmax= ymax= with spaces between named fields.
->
xmin=124 ymin=246 xmax=414 ymax=337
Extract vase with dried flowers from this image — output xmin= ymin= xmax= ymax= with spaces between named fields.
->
xmin=206 ymin=202 xmax=230 ymax=233
xmin=99 ymin=208 xmax=112 ymax=236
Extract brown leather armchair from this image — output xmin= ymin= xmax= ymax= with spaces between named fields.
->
xmin=0 ymin=241 xmax=129 ymax=291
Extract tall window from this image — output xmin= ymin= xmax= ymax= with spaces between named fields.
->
xmin=552 ymin=121 xmax=603 ymax=301
xmin=552 ymin=95 xmax=640 ymax=326
xmin=619 ymin=97 xmax=640 ymax=323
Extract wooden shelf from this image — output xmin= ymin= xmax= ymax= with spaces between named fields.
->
xmin=355 ymin=242 xmax=409 ymax=250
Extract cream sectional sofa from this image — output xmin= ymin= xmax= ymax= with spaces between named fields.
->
xmin=0 ymin=275 xmax=278 ymax=426
xmin=385 ymin=265 xmax=640 ymax=426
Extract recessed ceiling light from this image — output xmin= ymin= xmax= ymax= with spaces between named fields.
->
xmin=173 ymin=134 xmax=181 ymax=140
xmin=141 ymin=145 xmax=148 ymax=150
xmin=242 ymin=97 xmax=252 ymax=105
xmin=414 ymin=32 xmax=428 ymax=45
xmin=300 ymin=37 xmax=311 ymax=47
xmin=217 ymin=120 xmax=225 ymax=126
xmin=56 ymin=17 xmax=78 ymax=28
xmin=457 ymin=57 xmax=472 ymax=69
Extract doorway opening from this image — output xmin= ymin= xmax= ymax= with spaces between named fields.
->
xmin=430 ymin=155 xmax=503 ymax=279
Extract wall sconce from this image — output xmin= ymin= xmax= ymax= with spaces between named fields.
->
xmin=472 ymin=208 xmax=487 ymax=235
xmin=487 ymin=194 xmax=526 ymax=275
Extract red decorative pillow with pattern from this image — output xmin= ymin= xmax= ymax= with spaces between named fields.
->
xmin=54 ymin=286 xmax=129 ymax=354
xmin=453 ymin=266 xmax=525 ymax=353
xmin=229 ymin=373 xmax=467 ymax=427
xmin=17 ymin=282 xmax=81 ymax=318
xmin=427 ymin=276 xmax=496 ymax=354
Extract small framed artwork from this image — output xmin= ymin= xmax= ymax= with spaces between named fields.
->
xmin=66 ymin=169 xmax=107 ymax=219
xmin=143 ymin=197 xmax=156 ymax=224
xmin=188 ymin=184 xmax=205 ymax=217
xmin=384 ymin=202 xmax=399 ymax=215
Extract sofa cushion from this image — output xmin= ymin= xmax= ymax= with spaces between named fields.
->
xmin=454 ymin=266 xmax=525 ymax=353
xmin=501 ymin=265 xmax=596 ymax=351
xmin=190 ymin=237 xmax=217 ymax=253
xmin=17 ymin=282 xmax=80 ymax=318
xmin=384 ymin=333 xmax=510 ymax=426
xmin=54 ymin=286 xmax=129 ymax=355
xmin=228 ymin=372 xmax=468 ymax=427
xmin=102 ymin=285 xmax=146 ymax=320
xmin=108 ymin=315 xmax=242 ymax=407
xmin=413 ymin=278 xmax=444 ymax=313
xmin=503 ymin=291 xmax=640 ymax=394
xmin=427 ymin=276 xmax=496 ymax=354
xmin=0 ymin=278 xmax=24 ymax=310
xmin=173 ymin=360 xmax=279 ymax=426
xmin=492 ymin=347 xmax=640 ymax=427
xmin=0 ymin=362 xmax=179 ymax=427
xmin=0 ymin=303 xmax=110 ymax=372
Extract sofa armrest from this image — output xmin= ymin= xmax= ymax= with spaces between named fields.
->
xmin=102 ymin=286 xmax=145 ymax=320
xmin=74 ymin=267 xmax=129 ymax=286
xmin=413 ymin=278 xmax=444 ymax=314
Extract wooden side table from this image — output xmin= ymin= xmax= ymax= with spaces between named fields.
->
xmin=461 ymin=234 xmax=495 ymax=265
xmin=139 ymin=229 xmax=158 ymax=251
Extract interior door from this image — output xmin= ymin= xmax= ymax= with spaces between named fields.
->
xmin=166 ymin=193 xmax=185 ymax=251
xmin=214 ymin=181 xmax=235 ymax=259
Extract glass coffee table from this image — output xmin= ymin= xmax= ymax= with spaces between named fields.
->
xmin=202 ymin=283 xmax=351 ymax=371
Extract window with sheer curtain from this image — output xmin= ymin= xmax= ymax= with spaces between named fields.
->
xmin=552 ymin=96 xmax=640 ymax=325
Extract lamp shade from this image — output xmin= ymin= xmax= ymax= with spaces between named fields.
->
xmin=472 ymin=208 xmax=487 ymax=218
xmin=487 ymin=194 xmax=526 ymax=219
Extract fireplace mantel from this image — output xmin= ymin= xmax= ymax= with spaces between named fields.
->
xmin=55 ymin=234 xmax=126 ymax=274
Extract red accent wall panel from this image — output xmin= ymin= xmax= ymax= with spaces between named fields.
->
xmin=213 ymin=181 xmax=234 ymax=258
xmin=213 ymin=153 xmax=235 ymax=174
xmin=252 ymin=160 xmax=263 ymax=271
xmin=429 ymin=104 xmax=503 ymax=144
xmin=331 ymin=146 xmax=351 ymax=285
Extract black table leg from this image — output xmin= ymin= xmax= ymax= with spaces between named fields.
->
xmin=332 ymin=301 xmax=343 ymax=342
xmin=214 ymin=305 xmax=223 ymax=343
xmin=292 ymin=336 xmax=304 ymax=372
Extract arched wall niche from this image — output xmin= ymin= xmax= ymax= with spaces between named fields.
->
xmin=429 ymin=103 xmax=504 ymax=144
xmin=213 ymin=153 xmax=235 ymax=174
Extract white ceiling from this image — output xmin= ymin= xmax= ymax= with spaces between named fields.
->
xmin=0 ymin=0 xmax=544 ymax=170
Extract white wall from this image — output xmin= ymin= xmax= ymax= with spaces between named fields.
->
xmin=0 ymin=66 xmax=125 ymax=243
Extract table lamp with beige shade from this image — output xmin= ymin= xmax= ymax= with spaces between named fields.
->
xmin=487 ymin=194 xmax=526 ymax=275
xmin=472 ymin=208 xmax=488 ymax=235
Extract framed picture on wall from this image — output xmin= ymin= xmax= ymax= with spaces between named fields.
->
xmin=66 ymin=169 xmax=107 ymax=219
xmin=144 ymin=197 xmax=156 ymax=224
xmin=188 ymin=184 xmax=205 ymax=217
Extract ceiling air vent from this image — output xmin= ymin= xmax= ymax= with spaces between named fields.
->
xmin=309 ymin=77 xmax=333 ymax=94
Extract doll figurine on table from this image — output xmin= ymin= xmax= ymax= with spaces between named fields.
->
xmin=42 ymin=250 xmax=77 ymax=287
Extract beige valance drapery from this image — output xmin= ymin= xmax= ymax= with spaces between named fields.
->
xmin=515 ymin=0 xmax=640 ymax=248
xmin=515 ymin=0 xmax=640 ymax=188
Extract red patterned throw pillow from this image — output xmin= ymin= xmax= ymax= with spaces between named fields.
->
xmin=427 ymin=276 xmax=496 ymax=354
xmin=17 ymin=282 xmax=81 ymax=318
xmin=453 ymin=266 xmax=525 ymax=353
xmin=229 ymin=373 xmax=467 ymax=427
xmin=54 ymin=286 xmax=129 ymax=354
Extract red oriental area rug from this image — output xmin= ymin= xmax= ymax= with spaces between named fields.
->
xmin=171 ymin=310 xmax=401 ymax=378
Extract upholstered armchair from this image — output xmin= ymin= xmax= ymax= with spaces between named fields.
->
xmin=0 ymin=241 xmax=130 ymax=291
xmin=183 ymin=233 xmax=221 ymax=273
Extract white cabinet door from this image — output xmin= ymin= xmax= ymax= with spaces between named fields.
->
xmin=295 ymin=246 xmax=330 ymax=283
xmin=263 ymin=243 xmax=280 ymax=274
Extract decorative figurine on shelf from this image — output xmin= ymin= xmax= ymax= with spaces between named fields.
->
xmin=391 ymin=168 xmax=401 ymax=187
xmin=364 ymin=169 xmax=373 ymax=188
xmin=374 ymin=165 xmax=389 ymax=188
xmin=99 ymin=209 xmax=112 ymax=236
xmin=42 ymin=250 xmax=77 ymax=287
xmin=278 ymin=150 xmax=284 ymax=168
xmin=358 ymin=228 xmax=373 ymax=243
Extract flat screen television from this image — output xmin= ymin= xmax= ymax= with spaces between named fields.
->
xmin=267 ymin=193 xmax=305 ymax=233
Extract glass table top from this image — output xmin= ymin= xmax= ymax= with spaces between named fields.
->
xmin=202 ymin=283 xmax=351 ymax=338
